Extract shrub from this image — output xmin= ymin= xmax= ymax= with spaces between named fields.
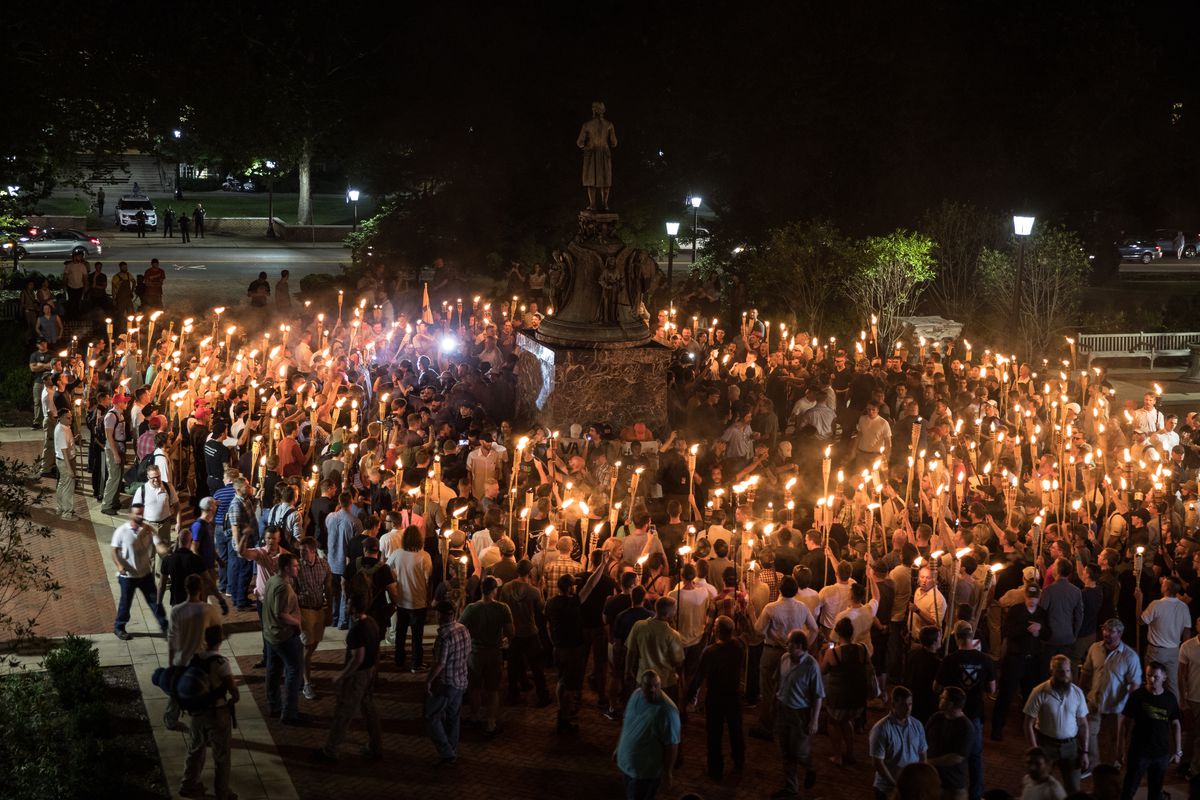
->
xmin=43 ymin=634 xmax=105 ymax=711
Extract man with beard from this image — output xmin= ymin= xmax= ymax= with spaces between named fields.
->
xmin=1023 ymin=654 xmax=1090 ymax=794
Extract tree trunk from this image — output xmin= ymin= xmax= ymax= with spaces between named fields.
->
xmin=296 ymin=137 xmax=313 ymax=226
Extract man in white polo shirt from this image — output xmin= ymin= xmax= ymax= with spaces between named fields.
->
xmin=1177 ymin=618 xmax=1200 ymax=777
xmin=1023 ymin=654 xmax=1090 ymax=794
xmin=134 ymin=465 xmax=178 ymax=549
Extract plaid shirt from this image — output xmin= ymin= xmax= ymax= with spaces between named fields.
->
xmin=135 ymin=430 xmax=156 ymax=460
xmin=433 ymin=620 xmax=471 ymax=690
xmin=296 ymin=554 xmax=332 ymax=609
xmin=543 ymin=554 xmax=583 ymax=592
xmin=758 ymin=568 xmax=782 ymax=603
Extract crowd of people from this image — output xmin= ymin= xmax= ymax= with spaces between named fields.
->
xmin=26 ymin=257 xmax=1200 ymax=800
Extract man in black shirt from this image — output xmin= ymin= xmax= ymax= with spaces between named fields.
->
xmin=158 ymin=526 xmax=206 ymax=607
xmin=687 ymin=615 xmax=746 ymax=781
xmin=203 ymin=421 xmax=232 ymax=497
xmin=545 ymin=574 xmax=585 ymax=733
xmin=578 ymin=550 xmax=616 ymax=709
xmin=602 ymin=571 xmax=638 ymax=719
xmin=1118 ymin=661 xmax=1182 ymax=799
xmin=934 ymin=621 xmax=996 ymax=800
xmin=315 ymin=591 xmax=382 ymax=762
xmin=904 ymin=625 xmax=943 ymax=724
xmin=925 ymin=686 xmax=975 ymax=799
xmin=308 ymin=480 xmax=337 ymax=552
xmin=992 ymin=584 xmax=1046 ymax=741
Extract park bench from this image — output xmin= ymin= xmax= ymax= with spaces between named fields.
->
xmin=1078 ymin=330 xmax=1200 ymax=369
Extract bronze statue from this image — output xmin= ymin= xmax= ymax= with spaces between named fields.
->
xmin=577 ymin=101 xmax=617 ymax=210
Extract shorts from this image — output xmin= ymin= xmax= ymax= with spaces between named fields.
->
xmin=299 ymin=607 xmax=327 ymax=646
xmin=554 ymin=645 xmax=586 ymax=691
xmin=469 ymin=648 xmax=503 ymax=692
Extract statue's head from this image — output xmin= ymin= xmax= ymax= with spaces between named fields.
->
xmin=591 ymin=100 xmax=606 ymax=117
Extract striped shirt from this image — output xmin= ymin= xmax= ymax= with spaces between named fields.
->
xmin=212 ymin=484 xmax=237 ymax=528
xmin=432 ymin=620 xmax=471 ymax=690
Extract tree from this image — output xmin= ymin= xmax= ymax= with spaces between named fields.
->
xmin=0 ymin=460 xmax=60 ymax=664
xmin=979 ymin=225 xmax=1091 ymax=360
xmin=743 ymin=220 xmax=850 ymax=333
xmin=845 ymin=230 xmax=936 ymax=349
xmin=920 ymin=201 xmax=1006 ymax=323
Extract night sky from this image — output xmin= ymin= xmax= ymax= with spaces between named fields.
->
xmin=11 ymin=2 xmax=1200 ymax=249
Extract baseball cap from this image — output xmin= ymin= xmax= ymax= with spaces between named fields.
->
xmin=1024 ymin=583 xmax=1041 ymax=597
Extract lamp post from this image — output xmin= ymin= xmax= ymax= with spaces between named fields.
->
xmin=265 ymin=160 xmax=277 ymax=239
xmin=665 ymin=220 xmax=680 ymax=289
xmin=1011 ymin=215 xmax=1035 ymax=338
xmin=347 ymin=189 xmax=361 ymax=231
xmin=689 ymin=195 xmax=703 ymax=265
xmin=172 ymin=129 xmax=183 ymax=200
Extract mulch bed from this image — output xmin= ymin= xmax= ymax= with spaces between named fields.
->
xmin=100 ymin=665 xmax=170 ymax=800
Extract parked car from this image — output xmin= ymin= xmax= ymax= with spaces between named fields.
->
xmin=1151 ymin=228 xmax=1200 ymax=258
xmin=114 ymin=195 xmax=158 ymax=231
xmin=1 ymin=229 xmax=101 ymax=260
xmin=1117 ymin=238 xmax=1163 ymax=264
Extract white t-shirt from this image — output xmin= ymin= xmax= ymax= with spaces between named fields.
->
xmin=387 ymin=548 xmax=432 ymax=611
xmin=168 ymin=601 xmax=223 ymax=666
xmin=466 ymin=447 xmax=502 ymax=496
xmin=669 ymin=584 xmax=712 ymax=647
xmin=134 ymin=481 xmax=178 ymax=524
xmin=111 ymin=522 xmax=155 ymax=578
xmin=54 ymin=423 xmax=74 ymax=460
xmin=1142 ymin=596 xmax=1192 ymax=648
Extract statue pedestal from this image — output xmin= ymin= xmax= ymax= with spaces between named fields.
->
xmin=515 ymin=333 xmax=670 ymax=432
xmin=1180 ymin=343 xmax=1200 ymax=383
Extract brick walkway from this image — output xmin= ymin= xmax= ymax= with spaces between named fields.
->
xmin=4 ymin=437 xmax=116 ymax=641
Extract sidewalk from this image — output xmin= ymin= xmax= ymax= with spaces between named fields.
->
xmin=0 ymin=428 xmax=324 ymax=800
xmin=95 ymin=231 xmax=345 ymax=250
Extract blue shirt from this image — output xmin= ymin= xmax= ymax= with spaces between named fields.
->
xmin=777 ymin=651 xmax=825 ymax=710
xmin=869 ymin=714 xmax=928 ymax=791
xmin=616 ymin=691 xmax=681 ymax=780
xmin=325 ymin=509 xmax=360 ymax=575
xmin=191 ymin=519 xmax=217 ymax=570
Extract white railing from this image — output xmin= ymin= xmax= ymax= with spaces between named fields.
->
xmin=1078 ymin=331 xmax=1200 ymax=368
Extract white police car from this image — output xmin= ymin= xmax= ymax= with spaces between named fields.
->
xmin=115 ymin=195 xmax=158 ymax=231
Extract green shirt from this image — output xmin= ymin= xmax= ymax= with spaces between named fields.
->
xmin=263 ymin=574 xmax=298 ymax=645
xmin=459 ymin=600 xmax=513 ymax=650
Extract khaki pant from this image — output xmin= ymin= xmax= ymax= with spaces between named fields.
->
xmin=1086 ymin=710 xmax=1121 ymax=767
xmin=103 ymin=448 xmax=123 ymax=510
xmin=55 ymin=457 xmax=75 ymax=515
xmin=32 ymin=384 xmax=43 ymax=427
xmin=757 ymin=644 xmax=784 ymax=732
xmin=181 ymin=706 xmax=232 ymax=798
xmin=39 ymin=417 xmax=55 ymax=473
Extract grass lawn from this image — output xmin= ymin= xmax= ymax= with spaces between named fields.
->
xmin=35 ymin=192 xmax=376 ymax=226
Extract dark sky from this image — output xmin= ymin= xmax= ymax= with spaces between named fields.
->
xmin=17 ymin=2 xmax=1200 ymax=245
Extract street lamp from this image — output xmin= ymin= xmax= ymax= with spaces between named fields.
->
xmin=689 ymin=195 xmax=703 ymax=264
xmin=172 ymin=129 xmax=183 ymax=200
xmin=347 ymin=189 xmax=361 ymax=231
xmin=1011 ymin=215 xmax=1035 ymax=329
xmin=265 ymin=160 xmax=277 ymax=239
xmin=665 ymin=221 xmax=680 ymax=289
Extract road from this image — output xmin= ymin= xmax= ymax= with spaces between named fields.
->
xmin=15 ymin=234 xmax=350 ymax=308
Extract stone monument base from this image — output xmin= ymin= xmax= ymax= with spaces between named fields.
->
xmin=515 ymin=333 xmax=670 ymax=433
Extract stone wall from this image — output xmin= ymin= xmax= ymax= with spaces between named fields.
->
xmin=515 ymin=333 xmax=671 ymax=434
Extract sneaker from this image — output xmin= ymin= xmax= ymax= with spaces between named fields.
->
xmin=179 ymin=784 xmax=207 ymax=799
xmin=114 ymin=628 xmax=132 ymax=641
xmin=163 ymin=715 xmax=189 ymax=733
xmin=60 ymin=512 xmax=77 ymax=521
xmin=410 ymin=664 xmax=429 ymax=673
xmin=217 ymin=597 xmax=230 ymax=616
xmin=302 ymin=683 xmax=317 ymax=700
xmin=252 ymin=660 xmax=266 ymax=669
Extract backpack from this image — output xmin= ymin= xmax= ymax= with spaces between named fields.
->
xmin=124 ymin=451 xmax=157 ymax=486
xmin=90 ymin=407 xmax=108 ymax=444
xmin=152 ymin=653 xmax=226 ymax=713
xmin=348 ymin=558 xmax=387 ymax=614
